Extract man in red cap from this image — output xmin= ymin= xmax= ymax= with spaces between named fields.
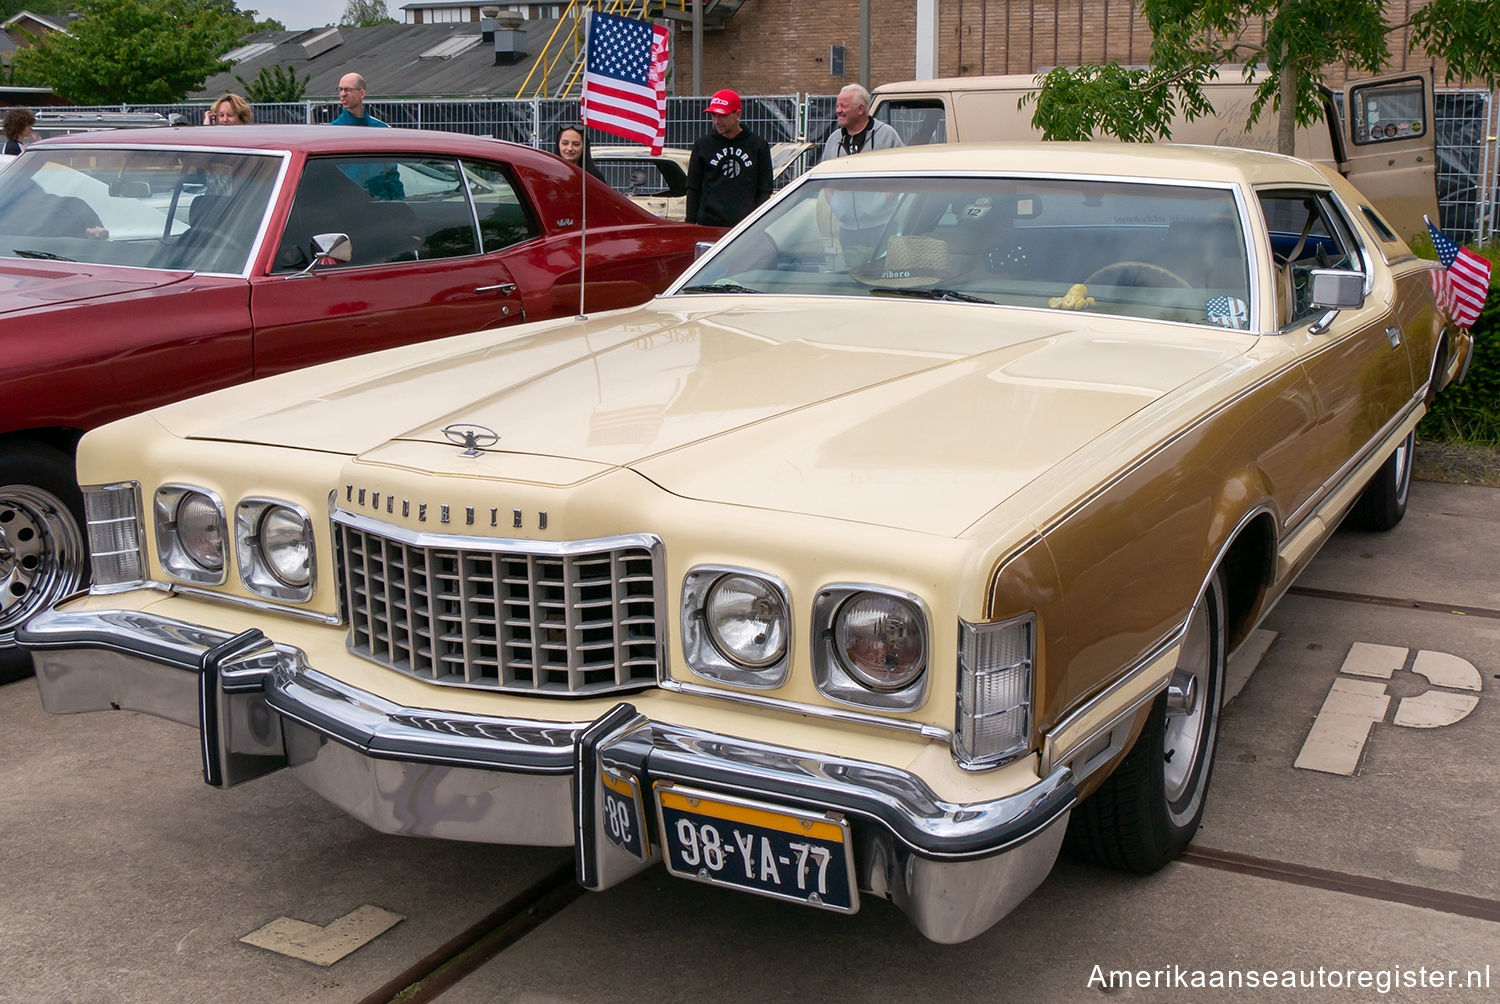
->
xmin=685 ymin=88 xmax=773 ymax=227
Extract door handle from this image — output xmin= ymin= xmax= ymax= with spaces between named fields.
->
xmin=1385 ymin=326 xmax=1402 ymax=348
xmin=475 ymin=283 xmax=517 ymax=295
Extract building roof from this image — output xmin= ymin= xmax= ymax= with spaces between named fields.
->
xmin=192 ymin=20 xmax=574 ymax=102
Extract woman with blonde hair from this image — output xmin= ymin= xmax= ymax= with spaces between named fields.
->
xmin=204 ymin=93 xmax=253 ymax=125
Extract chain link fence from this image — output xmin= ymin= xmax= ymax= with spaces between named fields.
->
xmin=61 ymin=89 xmax=1500 ymax=244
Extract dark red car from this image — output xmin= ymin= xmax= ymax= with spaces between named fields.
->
xmin=0 ymin=125 xmax=720 ymax=668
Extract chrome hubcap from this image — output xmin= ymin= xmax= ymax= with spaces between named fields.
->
xmin=1393 ymin=432 xmax=1413 ymax=507
xmin=1162 ymin=592 xmax=1212 ymax=803
xmin=0 ymin=485 xmax=85 ymax=641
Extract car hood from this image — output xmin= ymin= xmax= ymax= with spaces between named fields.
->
xmin=157 ymin=297 xmax=1256 ymax=536
xmin=0 ymin=262 xmax=192 ymax=313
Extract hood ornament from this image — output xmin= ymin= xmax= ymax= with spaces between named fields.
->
xmin=442 ymin=423 xmax=500 ymax=457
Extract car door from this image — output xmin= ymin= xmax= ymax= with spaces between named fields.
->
xmin=1257 ymin=187 xmax=1414 ymax=521
xmin=248 ymin=154 xmax=533 ymax=378
xmin=1336 ymin=70 xmax=1438 ymax=242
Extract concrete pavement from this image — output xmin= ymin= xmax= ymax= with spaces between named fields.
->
xmin=3 ymin=480 xmax=1496 ymax=1001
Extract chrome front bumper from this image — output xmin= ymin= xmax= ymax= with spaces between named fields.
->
xmin=21 ymin=605 xmax=1075 ymax=943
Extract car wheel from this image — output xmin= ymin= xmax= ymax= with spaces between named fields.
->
xmin=1065 ymin=570 xmax=1226 ymax=873
xmin=1345 ymin=429 xmax=1414 ymax=531
xmin=0 ymin=444 xmax=87 ymax=680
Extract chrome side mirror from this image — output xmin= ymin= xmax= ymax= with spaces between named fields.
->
xmin=694 ymin=240 xmax=715 ymax=260
xmin=1309 ymin=269 xmax=1365 ymax=310
xmin=294 ymin=233 xmax=352 ymax=276
xmin=1307 ymin=268 xmax=1366 ymax=334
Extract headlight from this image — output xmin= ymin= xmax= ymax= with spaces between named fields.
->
xmin=680 ymin=567 xmax=791 ymax=688
xmin=153 ymin=485 xmax=227 ymax=585
xmin=177 ymin=494 xmax=224 ymax=570
xmin=833 ymin=593 xmax=926 ymax=690
xmin=813 ymin=585 xmax=929 ymax=710
xmin=236 ymin=499 xmax=315 ymax=601
xmin=260 ymin=506 xmax=312 ymax=586
xmin=705 ymin=574 xmax=787 ymax=667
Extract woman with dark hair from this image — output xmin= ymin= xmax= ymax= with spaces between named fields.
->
xmin=555 ymin=125 xmax=604 ymax=181
xmin=3 ymin=107 xmax=36 ymax=154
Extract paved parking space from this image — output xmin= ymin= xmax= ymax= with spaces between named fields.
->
xmin=4 ymin=482 xmax=1496 ymax=1002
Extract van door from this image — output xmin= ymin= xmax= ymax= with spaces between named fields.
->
xmin=1337 ymin=70 xmax=1437 ymax=241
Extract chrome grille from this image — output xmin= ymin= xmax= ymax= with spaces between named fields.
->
xmin=335 ymin=514 xmax=661 ymax=694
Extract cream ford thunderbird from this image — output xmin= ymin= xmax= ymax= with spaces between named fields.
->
xmin=23 ymin=143 xmax=1471 ymax=942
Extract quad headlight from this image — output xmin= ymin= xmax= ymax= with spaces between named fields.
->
xmin=681 ymin=567 xmax=790 ymax=687
xmin=154 ymin=485 xmax=227 ymax=585
xmin=814 ymin=585 xmax=929 ymax=710
xmin=236 ymin=499 xmax=315 ymax=601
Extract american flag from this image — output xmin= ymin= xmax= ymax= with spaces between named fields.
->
xmin=581 ymin=11 xmax=669 ymax=155
xmin=1425 ymin=216 xmax=1491 ymax=329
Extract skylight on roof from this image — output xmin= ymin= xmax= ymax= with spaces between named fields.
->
xmin=419 ymin=35 xmax=482 ymax=59
xmin=224 ymin=41 xmax=276 ymax=63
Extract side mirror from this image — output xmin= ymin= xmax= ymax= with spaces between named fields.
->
xmin=1308 ymin=268 xmax=1365 ymax=310
xmin=293 ymin=232 xmax=352 ymax=276
xmin=1306 ymin=268 xmax=1366 ymax=334
xmin=694 ymin=240 xmax=715 ymax=259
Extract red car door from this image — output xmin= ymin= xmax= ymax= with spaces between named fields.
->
xmin=248 ymin=154 xmax=532 ymax=378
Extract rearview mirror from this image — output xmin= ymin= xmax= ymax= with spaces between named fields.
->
xmin=108 ymin=180 xmax=151 ymax=198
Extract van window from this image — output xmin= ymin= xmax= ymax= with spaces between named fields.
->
xmin=1348 ymin=76 xmax=1427 ymax=145
xmin=874 ymin=99 xmax=948 ymax=146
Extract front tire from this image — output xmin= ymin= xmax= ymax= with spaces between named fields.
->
xmin=0 ymin=444 xmax=87 ymax=680
xmin=1345 ymin=429 xmax=1414 ymax=531
xmin=1065 ymin=571 xmax=1227 ymax=872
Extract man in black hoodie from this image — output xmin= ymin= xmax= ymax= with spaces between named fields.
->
xmin=685 ymin=89 xmax=773 ymax=227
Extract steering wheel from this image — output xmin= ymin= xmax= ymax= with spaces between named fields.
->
xmin=1084 ymin=261 xmax=1192 ymax=289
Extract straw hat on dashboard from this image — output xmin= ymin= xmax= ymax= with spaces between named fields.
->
xmin=850 ymin=234 xmax=957 ymax=288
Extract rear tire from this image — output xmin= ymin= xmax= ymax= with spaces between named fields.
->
xmin=1345 ymin=429 xmax=1414 ymax=531
xmin=1065 ymin=571 xmax=1226 ymax=872
xmin=0 ymin=444 xmax=88 ymax=681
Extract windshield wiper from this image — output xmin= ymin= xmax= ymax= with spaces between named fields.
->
xmin=678 ymin=282 xmax=762 ymax=295
xmin=12 ymin=248 xmax=75 ymax=262
xmin=869 ymin=286 xmax=993 ymax=304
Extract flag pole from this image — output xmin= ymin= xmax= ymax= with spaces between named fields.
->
xmin=578 ymin=128 xmax=587 ymax=320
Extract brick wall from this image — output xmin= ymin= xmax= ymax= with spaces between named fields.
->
xmin=668 ymin=0 xmax=1457 ymax=96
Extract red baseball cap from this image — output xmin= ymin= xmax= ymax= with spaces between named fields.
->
xmin=704 ymin=89 xmax=741 ymax=115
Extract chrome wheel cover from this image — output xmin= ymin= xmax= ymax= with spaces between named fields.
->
xmin=0 ymin=484 xmax=86 ymax=643
xmin=1162 ymin=586 xmax=1215 ymax=815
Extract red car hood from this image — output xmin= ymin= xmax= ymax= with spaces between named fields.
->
xmin=0 ymin=262 xmax=192 ymax=313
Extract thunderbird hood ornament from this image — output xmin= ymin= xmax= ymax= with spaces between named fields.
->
xmin=442 ymin=423 xmax=499 ymax=457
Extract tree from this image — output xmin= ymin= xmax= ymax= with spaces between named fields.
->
xmin=236 ymin=63 xmax=310 ymax=102
xmin=1027 ymin=0 xmax=1500 ymax=155
xmin=11 ymin=0 xmax=246 ymax=104
xmin=339 ymin=0 xmax=395 ymax=27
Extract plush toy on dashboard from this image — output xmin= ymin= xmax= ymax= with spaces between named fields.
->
xmin=1048 ymin=283 xmax=1095 ymax=310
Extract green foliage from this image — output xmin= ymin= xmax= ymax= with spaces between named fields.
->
xmin=1410 ymin=0 xmax=1500 ymax=88
xmin=1030 ymin=0 xmax=1424 ymax=153
xmin=10 ymin=0 xmax=246 ymax=104
xmin=1418 ymin=243 xmax=1500 ymax=446
xmin=236 ymin=63 xmax=309 ymax=102
xmin=339 ymin=0 xmax=394 ymax=26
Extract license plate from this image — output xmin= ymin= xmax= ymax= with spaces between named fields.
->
xmin=600 ymin=769 xmax=646 ymax=860
xmin=656 ymin=783 xmax=858 ymax=913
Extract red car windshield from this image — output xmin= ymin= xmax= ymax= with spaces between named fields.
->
xmin=0 ymin=148 xmax=281 ymax=274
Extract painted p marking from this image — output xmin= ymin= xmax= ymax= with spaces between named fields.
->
xmin=1295 ymin=643 xmax=1482 ymax=775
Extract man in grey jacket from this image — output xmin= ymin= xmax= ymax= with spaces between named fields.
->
xmin=821 ymin=84 xmax=904 ymax=266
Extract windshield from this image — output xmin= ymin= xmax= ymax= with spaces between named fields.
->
xmin=682 ymin=175 xmax=1253 ymax=329
xmin=0 ymin=148 xmax=281 ymax=274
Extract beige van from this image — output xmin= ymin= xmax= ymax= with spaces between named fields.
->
xmin=869 ymin=69 xmax=1437 ymax=240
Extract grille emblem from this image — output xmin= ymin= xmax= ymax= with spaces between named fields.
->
xmin=442 ymin=423 xmax=500 ymax=457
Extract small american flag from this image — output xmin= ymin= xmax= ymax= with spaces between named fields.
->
xmin=581 ymin=11 xmax=669 ymax=155
xmin=1425 ymin=216 xmax=1491 ymax=329
xmin=1205 ymin=295 xmax=1249 ymax=330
